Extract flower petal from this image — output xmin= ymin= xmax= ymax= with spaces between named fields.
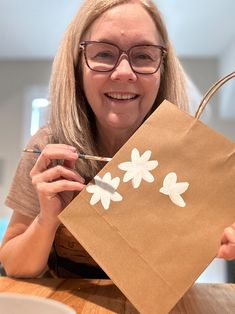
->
xmin=103 ymin=172 xmax=112 ymax=183
xmin=90 ymin=191 xmax=101 ymax=205
xmin=145 ymin=160 xmax=158 ymax=171
xmin=142 ymin=170 xmax=154 ymax=183
xmin=86 ymin=185 xmax=97 ymax=193
xmin=163 ymin=172 xmax=177 ymax=188
xmin=111 ymin=177 xmax=120 ymax=189
xmin=140 ymin=150 xmax=151 ymax=162
xmin=94 ymin=175 xmax=101 ymax=184
xmin=131 ymin=148 xmax=140 ymax=162
xmin=159 ymin=187 xmax=169 ymax=195
xmin=111 ymin=191 xmax=123 ymax=202
xmin=118 ymin=161 xmax=132 ymax=171
xmin=123 ymin=170 xmax=136 ymax=182
xmin=132 ymin=172 xmax=142 ymax=188
xmin=101 ymin=191 xmax=111 ymax=210
xmin=173 ymin=182 xmax=189 ymax=194
xmin=169 ymin=192 xmax=186 ymax=207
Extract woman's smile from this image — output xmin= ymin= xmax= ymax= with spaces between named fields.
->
xmin=105 ymin=92 xmax=139 ymax=101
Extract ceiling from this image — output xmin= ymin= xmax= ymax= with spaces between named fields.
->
xmin=0 ymin=0 xmax=235 ymax=59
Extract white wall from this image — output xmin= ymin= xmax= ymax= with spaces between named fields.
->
xmin=181 ymin=57 xmax=219 ymax=116
xmin=217 ymin=40 xmax=235 ymax=139
xmin=0 ymin=60 xmax=52 ymax=218
xmin=182 ymin=56 xmax=235 ymax=143
xmin=219 ymin=39 xmax=235 ymax=79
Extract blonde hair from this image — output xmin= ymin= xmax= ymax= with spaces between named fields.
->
xmin=49 ymin=0 xmax=188 ymax=178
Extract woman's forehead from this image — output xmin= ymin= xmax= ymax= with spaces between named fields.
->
xmin=84 ymin=3 xmax=161 ymax=45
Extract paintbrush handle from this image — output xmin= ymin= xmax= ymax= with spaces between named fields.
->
xmin=79 ymin=153 xmax=112 ymax=162
xmin=23 ymin=149 xmax=111 ymax=162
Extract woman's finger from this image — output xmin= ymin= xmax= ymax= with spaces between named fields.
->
xmin=63 ymin=159 xmax=76 ymax=169
xmin=218 ymin=226 xmax=235 ymax=260
xmin=37 ymin=180 xmax=85 ymax=195
xmin=220 ymin=227 xmax=235 ymax=245
xmin=43 ymin=144 xmax=77 ymax=151
xmin=31 ymin=145 xmax=78 ymax=175
xmin=218 ymin=243 xmax=235 ymax=260
xmin=32 ymin=165 xmax=85 ymax=185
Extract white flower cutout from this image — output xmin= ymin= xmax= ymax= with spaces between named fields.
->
xmin=159 ymin=172 xmax=189 ymax=207
xmin=118 ymin=148 xmax=158 ymax=188
xmin=86 ymin=172 xmax=123 ymax=210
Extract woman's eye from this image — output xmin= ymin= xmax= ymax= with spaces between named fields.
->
xmin=134 ymin=53 xmax=153 ymax=60
xmin=95 ymin=51 xmax=114 ymax=59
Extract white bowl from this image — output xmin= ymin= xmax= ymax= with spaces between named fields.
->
xmin=0 ymin=292 xmax=76 ymax=314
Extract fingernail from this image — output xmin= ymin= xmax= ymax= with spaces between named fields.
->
xmin=67 ymin=146 xmax=76 ymax=152
xmin=71 ymin=152 xmax=78 ymax=159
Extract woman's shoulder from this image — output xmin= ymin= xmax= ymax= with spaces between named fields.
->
xmin=27 ymin=124 xmax=53 ymax=150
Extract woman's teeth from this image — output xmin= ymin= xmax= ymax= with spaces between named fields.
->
xmin=106 ymin=92 xmax=138 ymax=100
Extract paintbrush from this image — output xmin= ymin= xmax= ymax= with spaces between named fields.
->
xmin=23 ymin=148 xmax=112 ymax=162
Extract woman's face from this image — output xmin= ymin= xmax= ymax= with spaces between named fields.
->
xmin=82 ymin=2 xmax=162 ymax=135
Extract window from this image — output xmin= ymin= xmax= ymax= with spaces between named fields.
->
xmin=31 ymin=98 xmax=50 ymax=135
xmin=22 ymin=86 xmax=49 ymax=147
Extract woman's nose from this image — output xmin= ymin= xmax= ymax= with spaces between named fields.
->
xmin=110 ymin=58 xmax=137 ymax=82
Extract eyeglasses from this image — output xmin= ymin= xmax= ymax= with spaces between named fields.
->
xmin=80 ymin=41 xmax=167 ymax=75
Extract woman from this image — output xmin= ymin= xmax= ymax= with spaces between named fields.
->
xmin=0 ymin=0 xmax=234 ymax=278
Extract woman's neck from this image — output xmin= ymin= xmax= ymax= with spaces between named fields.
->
xmin=96 ymin=124 xmax=136 ymax=158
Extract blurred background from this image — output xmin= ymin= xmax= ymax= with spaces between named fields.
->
xmin=0 ymin=0 xmax=234 ymax=281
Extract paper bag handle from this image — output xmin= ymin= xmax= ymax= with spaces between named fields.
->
xmin=194 ymin=71 xmax=235 ymax=119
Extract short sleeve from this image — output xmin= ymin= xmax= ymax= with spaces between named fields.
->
xmin=5 ymin=126 xmax=52 ymax=218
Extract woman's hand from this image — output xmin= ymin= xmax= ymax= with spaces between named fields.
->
xmin=30 ymin=144 xmax=85 ymax=226
xmin=217 ymin=223 xmax=235 ymax=260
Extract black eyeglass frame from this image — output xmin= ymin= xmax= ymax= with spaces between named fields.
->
xmin=80 ymin=40 xmax=167 ymax=75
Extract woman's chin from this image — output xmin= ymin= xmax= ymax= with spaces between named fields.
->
xmin=105 ymin=117 xmax=141 ymax=133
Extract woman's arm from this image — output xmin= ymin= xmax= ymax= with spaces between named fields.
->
xmin=0 ymin=144 xmax=85 ymax=277
xmin=0 ymin=211 xmax=59 ymax=277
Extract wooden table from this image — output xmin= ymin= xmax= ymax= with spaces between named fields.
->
xmin=1 ymin=277 xmax=235 ymax=313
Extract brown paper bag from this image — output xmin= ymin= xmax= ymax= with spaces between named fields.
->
xmin=59 ymin=72 xmax=235 ymax=314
